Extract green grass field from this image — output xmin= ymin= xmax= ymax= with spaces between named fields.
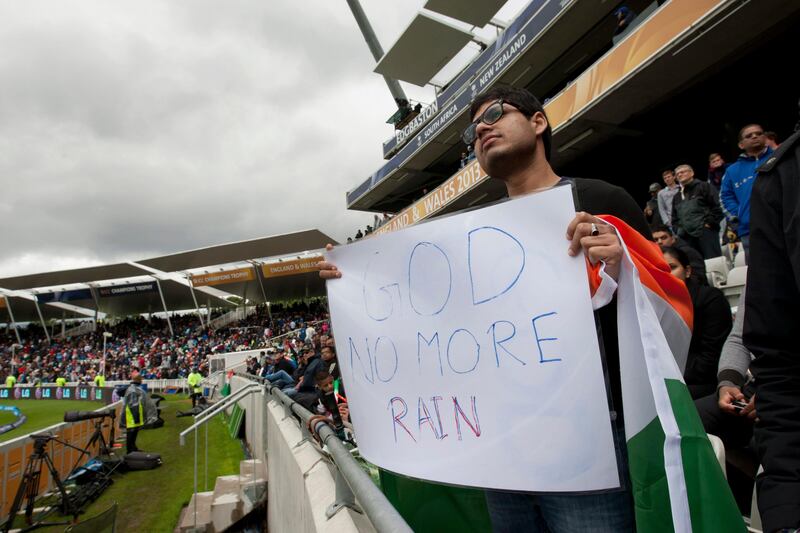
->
xmin=8 ymin=395 xmax=244 ymax=533
xmin=0 ymin=399 xmax=105 ymax=442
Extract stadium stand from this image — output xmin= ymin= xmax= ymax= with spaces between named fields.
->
xmin=4 ymin=0 xmax=800 ymax=530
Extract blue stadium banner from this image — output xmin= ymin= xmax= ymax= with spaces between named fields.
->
xmin=355 ymin=0 xmax=567 ymax=204
xmin=98 ymin=282 xmax=157 ymax=298
xmin=37 ymin=288 xmax=92 ymax=304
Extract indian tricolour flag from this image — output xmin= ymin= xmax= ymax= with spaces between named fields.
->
xmin=601 ymin=215 xmax=746 ymax=533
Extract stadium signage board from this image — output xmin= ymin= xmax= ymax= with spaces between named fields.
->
xmin=327 ymin=186 xmax=619 ymax=491
xmin=374 ymin=160 xmax=487 ymax=236
xmin=0 ymin=386 xmax=114 ymax=404
xmin=36 ymin=289 xmax=93 ymax=304
xmin=191 ymin=267 xmax=255 ymax=287
xmin=98 ymin=282 xmax=157 ymax=298
xmin=374 ymin=0 xmax=567 ymax=167
xmin=383 ymin=101 xmax=440 ymax=158
xmin=262 ymin=256 xmax=323 ymax=278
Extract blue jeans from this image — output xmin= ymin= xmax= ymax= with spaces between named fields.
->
xmin=264 ymin=370 xmax=294 ymax=389
xmin=740 ymin=234 xmax=749 ymax=264
xmin=485 ymin=422 xmax=635 ymax=532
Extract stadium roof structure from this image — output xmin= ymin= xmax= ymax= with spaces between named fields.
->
xmin=424 ymin=0 xmax=506 ymax=28
xmin=0 ymin=229 xmax=336 ymax=326
xmin=349 ymin=0 xmax=800 ymax=216
xmin=374 ymin=12 xmax=475 ymax=87
xmin=350 ymin=0 xmax=621 ymax=211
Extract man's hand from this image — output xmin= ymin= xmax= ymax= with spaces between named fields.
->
xmin=319 ymin=243 xmax=342 ymax=280
xmin=718 ymin=385 xmax=756 ymax=419
xmin=566 ymin=212 xmax=623 ymax=281
xmin=718 ymin=385 xmax=745 ymax=414
xmin=741 ymin=394 xmax=757 ymax=420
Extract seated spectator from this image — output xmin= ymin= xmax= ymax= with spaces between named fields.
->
xmin=662 ymin=246 xmax=732 ymax=398
xmin=652 ymin=224 xmax=707 ymax=285
xmin=695 ymin=286 xmax=756 ymax=450
xmin=284 ymin=347 xmax=322 ymax=398
xmin=694 ymin=286 xmax=757 ymax=512
xmin=262 ymin=350 xmax=296 ymax=389
xmin=320 ymin=344 xmax=344 ymax=397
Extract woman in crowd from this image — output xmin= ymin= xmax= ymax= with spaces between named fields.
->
xmin=662 ymin=246 xmax=732 ymax=398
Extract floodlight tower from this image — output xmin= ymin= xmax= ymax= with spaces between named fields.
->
xmin=102 ymin=332 xmax=113 ymax=377
xmin=10 ymin=343 xmax=22 ymax=375
xmin=345 ymin=0 xmax=409 ymax=107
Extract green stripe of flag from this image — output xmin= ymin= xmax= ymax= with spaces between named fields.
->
xmin=665 ymin=379 xmax=746 ymax=533
xmin=628 ymin=416 xmax=675 ymax=532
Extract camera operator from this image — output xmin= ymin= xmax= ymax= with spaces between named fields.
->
xmin=123 ymin=374 xmax=146 ymax=453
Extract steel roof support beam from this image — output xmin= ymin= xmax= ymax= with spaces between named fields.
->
xmin=33 ymin=297 xmax=51 ymax=344
xmin=346 ymin=0 xmax=408 ymax=104
xmin=154 ymin=277 xmax=174 ymax=338
xmin=2 ymin=295 xmax=22 ymax=345
xmin=187 ymin=279 xmax=205 ymax=328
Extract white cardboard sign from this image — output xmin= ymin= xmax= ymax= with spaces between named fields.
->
xmin=326 ymin=185 xmax=619 ymax=491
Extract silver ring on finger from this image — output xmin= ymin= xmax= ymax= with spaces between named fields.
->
xmin=590 ymin=222 xmax=600 ymax=236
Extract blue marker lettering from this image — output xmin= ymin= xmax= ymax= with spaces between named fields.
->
xmin=468 ymin=226 xmax=526 ymax=305
xmin=488 ymin=320 xmax=525 ymax=367
xmin=417 ymin=331 xmax=443 ymax=376
xmin=446 ymin=328 xmax=480 ymax=374
xmin=348 ymin=337 xmax=375 ymax=384
xmin=408 ymin=242 xmax=452 ymax=316
xmin=532 ymin=312 xmax=562 ymax=363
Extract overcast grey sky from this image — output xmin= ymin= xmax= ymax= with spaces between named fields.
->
xmin=0 ymin=0 xmax=524 ymax=281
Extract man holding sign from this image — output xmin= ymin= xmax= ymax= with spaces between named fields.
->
xmin=323 ymin=86 xmax=646 ymax=531
xmin=321 ymin=87 xmax=740 ymax=532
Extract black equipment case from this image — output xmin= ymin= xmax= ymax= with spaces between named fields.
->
xmin=123 ymin=451 xmax=162 ymax=470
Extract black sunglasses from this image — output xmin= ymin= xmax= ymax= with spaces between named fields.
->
xmin=462 ymin=99 xmax=515 ymax=145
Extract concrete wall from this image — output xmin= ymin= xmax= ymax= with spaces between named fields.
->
xmin=265 ymin=399 xmax=374 ymax=533
xmin=228 ymin=375 xmax=374 ymax=533
xmin=229 ymin=375 xmax=266 ymax=464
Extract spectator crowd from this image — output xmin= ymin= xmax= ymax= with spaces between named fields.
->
xmin=0 ymin=301 xmax=328 ymax=387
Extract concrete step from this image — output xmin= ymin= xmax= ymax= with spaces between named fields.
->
xmin=211 ymin=492 xmax=243 ymax=532
xmin=238 ymin=475 xmax=267 ymax=515
xmin=211 ymin=475 xmax=240 ymax=502
xmin=239 ymin=458 xmax=267 ymax=480
xmin=177 ymin=491 xmax=214 ymax=533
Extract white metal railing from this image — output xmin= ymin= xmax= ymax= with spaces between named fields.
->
xmin=104 ymin=378 xmax=188 ymax=392
xmin=240 ymin=372 xmax=413 ymax=532
xmin=179 ymin=382 xmax=263 ymax=530
xmin=55 ymin=321 xmax=96 ymax=339
xmin=207 ymin=306 xmax=258 ymax=330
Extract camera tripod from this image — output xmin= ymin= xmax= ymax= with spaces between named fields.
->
xmin=1 ymin=434 xmax=78 ymax=532
xmin=1 ymin=414 xmax=121 ymax=532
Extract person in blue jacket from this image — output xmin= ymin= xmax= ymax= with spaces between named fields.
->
xmin=720 ymin=123 xmax=773 ymax=261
